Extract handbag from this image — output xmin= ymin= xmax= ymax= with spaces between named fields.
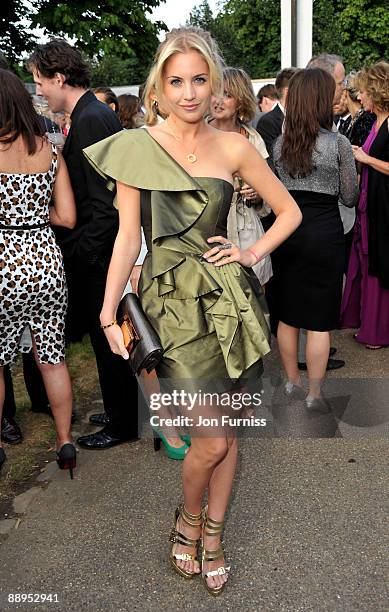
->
xmin=117 ymin=292 xmax=164 ymax=374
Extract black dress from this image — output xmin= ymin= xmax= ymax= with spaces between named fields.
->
xmin=272 ymin=130 xmax=359 ymax=331
xmin=339 ymin=110 xmax=376 ymax=147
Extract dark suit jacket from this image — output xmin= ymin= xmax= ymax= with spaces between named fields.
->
xmin=256 ymin=104 xmax=284 ymax=162
xmin=60 ymin=90 xmax=122 ymax=263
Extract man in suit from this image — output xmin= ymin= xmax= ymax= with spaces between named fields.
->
xmin=257 ymin=83 xmax=278 ymax=114
xmin=28 ymin=40 xmax=139 ymax=449
xmin=256 ymin=68 xmax=297 ymax=166
xmin=255 ymin=69 xmax=297 ymax=334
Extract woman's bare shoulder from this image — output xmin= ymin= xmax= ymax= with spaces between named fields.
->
xmin=207 ymin=126 xmax=250 ymax=149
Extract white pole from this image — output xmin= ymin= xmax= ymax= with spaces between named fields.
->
xmin=296 ymin=0 xmax=313 ymax=67
xmin=281 ymin=0 xmax=292 ymax=68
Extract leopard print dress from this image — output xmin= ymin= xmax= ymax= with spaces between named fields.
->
xmin=0 ymin=145 xmax=67 ymax=366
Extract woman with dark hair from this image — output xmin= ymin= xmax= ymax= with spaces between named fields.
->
xmin=273 ymin=68 xmax=358 ymax=410
xmin=0 ymin=69 xmax=77 ymax=475
xmin=93 ymin=87 xmax=119 ymax=113
xmin=341 ymin=62 xmax=389 ymax=349
xmin=117 ymin=94 xmax=142 ymax=129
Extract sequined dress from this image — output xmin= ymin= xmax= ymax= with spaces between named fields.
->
xmin=273 ymin=130 xmax=358 ymax=331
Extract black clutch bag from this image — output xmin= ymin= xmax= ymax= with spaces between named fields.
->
xmin=117 ymin=293 xmax=164 ymax=374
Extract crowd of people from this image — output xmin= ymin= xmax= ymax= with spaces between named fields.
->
xmin=0 ymin=27 xmax=388 ymax=596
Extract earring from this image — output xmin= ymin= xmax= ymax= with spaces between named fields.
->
xmin=153 ymin=100 xmax=158 ymax=110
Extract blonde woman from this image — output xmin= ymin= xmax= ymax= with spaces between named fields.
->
xmin=210 ymin=66 xmax=273 ymax=285
xmin=339 ymin=73 xmax=376 ymax=147
xmin=84 ymin=27 xmax=301 ymax=595
xmin=341 ymin=62 xmax=389 ymax=348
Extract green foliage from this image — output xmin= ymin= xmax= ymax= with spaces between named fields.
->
xmin=91 ymin=54 xmax=140 ymax=87
xmin=31 ymin=0 xmax=167 ymax=82
xmin=0 ymin=0 xmax=34 ymax=63
xmin=188 ymin=0 xmax=215 ymax=30
xmin=312 ymin=0 xmax=389 ymax=70
xmin=312 ymin=0 xmax=344 ymax=58
xmin=223 ymin=0 xmax=280 ymax=76
xmin=188 ymin=0 xmax=280 ymax=76
xmin=337 ymin=0 xmax=389 ymax=69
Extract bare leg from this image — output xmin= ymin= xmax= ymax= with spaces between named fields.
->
xmin=33 ymin=353 xmax=73 ymax=448
xmin=203 ymin=436 xmax=237 ymax=589
xmin=140 ymin=370 xmax=186 ymax=450
xmin=306 ymin=330 xmax=330 ymax=399
xmin=277 ymin=321 xmax=302 ymax=386
xmin=173 ymin=433 xmax=236 ymax=589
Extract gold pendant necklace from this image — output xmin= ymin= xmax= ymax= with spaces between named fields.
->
xmin=165 ymin=121 xmax=198 ymax=163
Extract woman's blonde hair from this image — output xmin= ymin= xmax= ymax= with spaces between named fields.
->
xmin=344 ymin=71 xmax=360 ymax=103
xmin=222 ymin=66 xmax=257 ymax=124
xmin=355 ymin=61 xmax=389 ymax=112
xmin=143 ymin=27 xmax=224 ymax=126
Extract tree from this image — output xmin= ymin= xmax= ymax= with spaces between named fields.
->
xmin=187 ymin=0 xmax=242 ymax=68
xmin=337 ymin=0 xmax=389 ymax=69
xmin=32 ymin=0 xmax=167 ymax=82
xmin=0 ymin=0 xmax=34 ymax=64
xmin=191 ymin=0 xmax=280 ymax=77
xmin=91 ymin=55 xmax=140 ymax=87
xmin=312 ymin=0 xmax=388 ymax=70
xmin=188 ymin=0 xmax=215 ymax=31
xmin=220 ymin=0 xmax=280 ymax=77
xmin=312 ymin=0 xmax=344 ymax=58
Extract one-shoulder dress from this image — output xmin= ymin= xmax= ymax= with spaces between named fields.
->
xmin=84 ymin=129 xmax=270 ymax=390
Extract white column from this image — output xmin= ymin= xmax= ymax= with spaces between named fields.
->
xmin=281 ymin=0 xmax=292 ymax=68
xmin=296 ymin=0 xmax=313 ymax=67
xmin=281 ymin=0 xmax=313 ymax=68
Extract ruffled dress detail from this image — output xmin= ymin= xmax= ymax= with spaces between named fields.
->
xmin=84 ymin=129 xmax=270 ymax=383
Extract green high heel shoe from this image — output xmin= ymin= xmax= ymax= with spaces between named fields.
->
xmin=180 ymin=433 xmax=191 ymax=446
xmin=153 ymin=428 xmax=189 ymax=460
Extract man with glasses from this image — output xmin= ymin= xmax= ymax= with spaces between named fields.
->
xmin=307 ymin=54 xmax=346 ymax=113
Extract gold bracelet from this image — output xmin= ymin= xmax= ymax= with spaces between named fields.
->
xmin=100 ymin=319 xmax=117 ymax=329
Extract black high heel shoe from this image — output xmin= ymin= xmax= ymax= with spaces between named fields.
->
xmin=0 ymin=447 xmax=6 ymax=471
xmin=56 ymin=443 xmax=76 ymax=479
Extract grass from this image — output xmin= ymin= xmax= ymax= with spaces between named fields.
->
xmin=0 ymin=336 xmax=98 ymax=509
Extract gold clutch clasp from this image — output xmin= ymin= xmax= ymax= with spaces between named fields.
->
xmin=120 ymin=314 xmax=140 ymax=353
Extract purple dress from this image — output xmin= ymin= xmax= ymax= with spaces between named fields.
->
xmin=340 ymin=124 xmax=389 ymax=345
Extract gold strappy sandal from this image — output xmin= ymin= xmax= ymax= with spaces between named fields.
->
xmin=201 ymin=508 xmax=231 ymax=596
xmin=169 ymin=504 xmax=202 ymax=579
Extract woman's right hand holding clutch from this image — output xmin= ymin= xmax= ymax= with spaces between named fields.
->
xmin=100 ymin=318 xmax=130 ymax=360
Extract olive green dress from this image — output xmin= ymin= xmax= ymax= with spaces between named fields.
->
xmin=84 ymin=129 xmax=270 ymax=389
